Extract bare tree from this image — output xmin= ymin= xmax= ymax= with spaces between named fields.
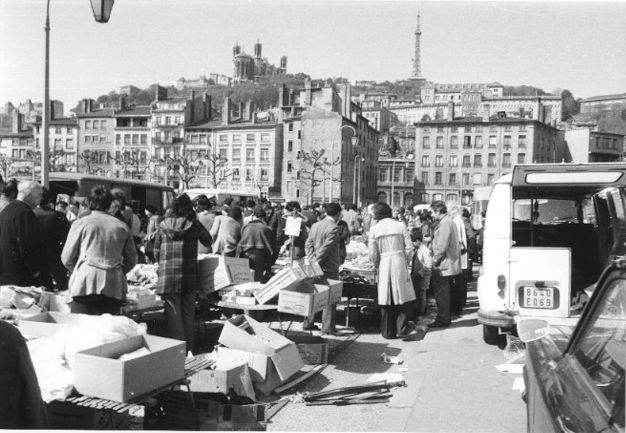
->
xmin=205 ymin=152 xmax=233 ymax=189
xmin=114 ymin=148 xmax=141 ymax=179
xmin=295 ymin=149 xmax=333 ymax=204
xmin=162 ymin=148 xmax=205 ymax=190
xmin=79 ymin=150 xmax=100 ymax=174
xmin=0 ymin=155 xmax=13 ymax=180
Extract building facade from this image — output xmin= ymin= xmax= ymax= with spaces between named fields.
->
xmin=413 ymin=113 xmax=566 ymax=205
xmin=232 ymin=41 xmax=287 ymax=83
xmin=75 ymin=99 xmax=115 ymax=176
xmin=563 ymin=129 xmax=624 ymax=163
xmin=580 ymin=93 xmax=626 ymax=114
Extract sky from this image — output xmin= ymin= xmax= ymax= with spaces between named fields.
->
xmin=1 ymin=0 xmax=625 ymax=110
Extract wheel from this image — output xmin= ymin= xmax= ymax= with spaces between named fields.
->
xmin=483 ymin=324 xmax=503 ymax=345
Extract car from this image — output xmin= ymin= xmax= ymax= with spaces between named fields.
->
xmin=477 ymin=163 xmax=626 ymax=344
xmin=519 ymin=260 xmax=626 ymax=433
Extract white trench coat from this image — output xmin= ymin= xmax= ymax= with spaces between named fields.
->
xmin=368 ymin=218 xmax=416 ymax=306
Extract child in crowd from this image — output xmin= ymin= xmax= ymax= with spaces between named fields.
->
xmin=410 ymin=229 xmax=433 ymax=317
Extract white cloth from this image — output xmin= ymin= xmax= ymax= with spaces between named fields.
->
xmin=368 ymin=218 xmax=416 ymax=305
xmin=453 ymin=214 xmax=468 ymax=270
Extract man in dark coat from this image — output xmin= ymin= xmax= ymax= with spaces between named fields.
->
xmin=33 ymin=187 xmax=71 ymax=291
xmin=0 ymin=180 xmax=44 ymax=286
xmin=303 ymin=202 xmax=343 ymax=334
xmin=0 ymin=319 xmax=48 ymax=428
xmin=239 ymin=206 xmax=276 ymax=282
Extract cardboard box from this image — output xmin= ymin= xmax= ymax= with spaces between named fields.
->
xmin=18 ymin=312 xmax=92 ymax=339
xmin=188 ymin=358 xmax=255 ymax=400
xmin=217 ymin=315 xmax=303 ymax=394
xmin=277 ymin=281 xmax=329 ymax=317
xmin=73 ymin=335 xmax=186 ymax=402
xmin=198 ymin=254 xmax=220 ymax=295
xmin=254 ymin=266 xmax=307 ymax=304
xmin=325 ymin=279 xmax=344 ymax=305
xmin=289 ymin=334 xmax=329 ymax=365
xmin=214 ymin=256 xmax=254 ymax=291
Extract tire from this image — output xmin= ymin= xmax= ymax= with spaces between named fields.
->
xmin=483 ymin=324 xmax=503 ymax=345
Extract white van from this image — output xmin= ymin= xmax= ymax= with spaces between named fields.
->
xmin=477 ymin=163 xmax=626 ymax=344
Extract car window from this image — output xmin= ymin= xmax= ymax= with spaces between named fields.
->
xmin=513 ymin=199 xmax=578 ymax=224
xmin=572 ymin=277 xmax=626 ymax=427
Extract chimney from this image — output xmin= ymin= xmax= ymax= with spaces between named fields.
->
xmin=245 ymin=100 xmax=253 ymax=122
xmin=304 ymin=79 xmax=312 ymax=106
xmin=11 ymin=110 xmax=22 ymax=133
xmin=447 ymin=101 xmax=455 ymax=121
xmin=535 ymin=97 xmax=542 ymax=122
xmin=202 ymin=93 xmax=211 ymax=121
xmin=239 ymin=102 xmax=245 ymax=120
xmin=119 ymin=94 xmax=127 ymax=110
xmin=289 ymin=89 xmax=295 ymax=105
xmin=222 ymin=97 xmax=232 ymax=125
xmin=278 ymin=85 xmax=285 ymax=108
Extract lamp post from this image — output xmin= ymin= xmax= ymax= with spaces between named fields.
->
xmin=329 ymin=124 xmax=357 ymax=202
xmin=352 ymin=154 xmax=364 ymax=206
xmin=41 ymin=0 xmax=115 ymax=187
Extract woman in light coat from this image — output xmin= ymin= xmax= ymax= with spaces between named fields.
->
xmin=368 ymin=201 xmax=416 ymax=339
xmin=61 ymin=186 xmax=138 ymax=315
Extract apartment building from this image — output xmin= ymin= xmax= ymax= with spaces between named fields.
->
xmin=413 ymin=108 xmax=566 ymax=205
xmin=75 ymin=99 xmax=115 ymax=175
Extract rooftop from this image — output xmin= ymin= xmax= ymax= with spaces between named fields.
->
xmin=580 ymin=93 xmax=626 ymax=103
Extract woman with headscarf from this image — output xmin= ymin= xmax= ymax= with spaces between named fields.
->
xmin=154 ymin=194 xmax=212 ymax=352
xmin=368 ymin=201 xmax=417 ymax=339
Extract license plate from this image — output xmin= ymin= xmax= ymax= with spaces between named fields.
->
xmin=520 ymin=286 xmax=556 ymax=309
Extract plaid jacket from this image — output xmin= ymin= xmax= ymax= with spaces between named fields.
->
xmin=154 ymin=217 xmax=212 ymax=294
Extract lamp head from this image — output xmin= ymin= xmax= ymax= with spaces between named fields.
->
xmin=90 ymin=0 xmax=115 ymax=23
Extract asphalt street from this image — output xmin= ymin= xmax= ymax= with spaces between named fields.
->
xmin=268 ymin=279 xmax=526 ymax=432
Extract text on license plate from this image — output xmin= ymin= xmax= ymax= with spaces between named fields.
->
xmin=521 ymin=287 xmax=555 ymax=309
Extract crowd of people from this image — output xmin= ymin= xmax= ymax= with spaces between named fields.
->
xmin=0 ymin=174 xmax=484 ymax=344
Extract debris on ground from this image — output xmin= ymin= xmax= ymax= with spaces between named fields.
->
xmin=380 ymin=352 xmax=403 ymax=365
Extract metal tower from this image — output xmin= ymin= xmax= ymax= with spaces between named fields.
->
xmin=412 ymin=12 xmax=422 ymax=79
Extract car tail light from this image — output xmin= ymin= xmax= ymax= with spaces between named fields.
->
xmin=497 ymin=274 xmax=506 ymax=298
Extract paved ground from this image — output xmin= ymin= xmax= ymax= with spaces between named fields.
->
xmin=267 ymin=279 xmax=526 ymax=432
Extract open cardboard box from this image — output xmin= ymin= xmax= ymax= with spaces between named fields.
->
xmin=277 ymin=279 xmax=343 ymax=317
xmin=73 ymin=334 xmax=186 ymax=402
xmin=214 ymin=256 xmax=254 ymax=291
xmin=18 ymin=312 xmax=92 ymax=339
xmin=217 ymin=315 xmax=303 ymax=395
xmin=188 ymin=355 xmax=256 ymax=400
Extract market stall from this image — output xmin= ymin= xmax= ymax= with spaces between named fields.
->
xmin=339 ymin=237 xmax=379 ymax=327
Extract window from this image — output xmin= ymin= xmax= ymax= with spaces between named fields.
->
xmin=232 ymin=149 xmax=241 ymax=161
xmin=475 ymin=136 xmax=483 ymax=148
xmin=446 ymin=193 xmax=457 ymax=202
xmin=155 ymin=132 xmax=161 ymax=142
xmin=288 ymin=123 xmax=293 ymax=132
xmin=435 ymin=155 xmax=443 ymax=167
xmin=141 ymin=134 xmax=147 ymax=145
xmin=297 ymin=130 xmax=302 ymax=139
xmin=475 ymin=126 xmax=483 ymax=133
xmin=245 ymin=169 xmax=253 ymax=181
xmin=93 ymin=121 xmax=99 ymax=130
xmin=379 ymin=168 xmax=387 ymax=182
xmin=246 ymin=149 xmax=255 ymax=161
xmin=66 ymin=127 xmax=72 ymax=134
xmin=246 ymin=133 xmax=255 ymax=142
xmin=100 ymin=120 xmax=106 ymax=129
xmin=504 ymin=125 xmax=512 ymax=132
xmin=474 ymin=154 xmax=482 ymax=167
xmin=288 ymin=140 xmax=293 ymax=152
xmin=488 ymin=153 xmax=496 ymax=167
xmin=489 ymin=136 xmax=497 ymax=147
xmin=503 ymin=135 xmax=511 ymax=148
xmin=421 ymin=155 xmax=430 ymax=167
xmin=55 ymin=127 xmax=62 ymax=134
xmin=422 ymin=136 xmax=430 ymax=149
xmin=260 ymin=168 xmax=269 ymax=181
xmin=464 ymin=126 xmax=472 ymax=133
xmin=451 ymin=126 xmax=458 ymax=133
xmin=462 ymin=154 xmax=471 ymax=168
xmin=260 ymin=133 xmax=270 ymax=142
xmin=435 ymin=172 xmax=442 ymax=185
xmin=502 ymin=153 xmax=511 ymax=168
xmin=419 ymin=193 xmax=430 ymax=203
xmin=124 ymin=135 xmax=131 ymax=145
xmin=519 ymin=124 xmax=526 ymax=131
xmin=219 ymin=148 xmax=228 ymax=160
xmin=436 ymin=136 xmax=443 ymax=148
xmin=393 ymin=168 xmax=401 ymax=182
xmin=140 ymin=151 xmax=147 ymax=164
xmin=174 ymin=116 xmax=180 ymax=125
xmin=518 ymin=135 xmax=526 ymax=148
xmin=437 ymin=126 xmax=444 ymax=133
xmin=260 ymin=148 xmax=269 ymax=161
xmin=132 ymin=134 xmax=139 ymax=145
xmin=85 ymin=120 xmax=91 ymax=130
xmin=421 ymin=172 xmax=429 ymax=185
xmin=449 ymin=173 xmax=457 ymax=186
xmin=287 ymin=161 xmax=293 ymax=173
xmin=517 ymin=153 xmax=526 ymax=164
xmin=472 ymin=173 xmax=482 ymax=185
xmin=433 ymin=193 xmax=443 ymax=201
xmin=449 ymin=155 xmax=458 ymax=167
xmin=116 ymin=134 xmax=121 ymax=145
xmin=487 ymin=174 xmax=495 ymax=185
xmin=165 ymin=116 xmax=171 ymax=125
xmin=232 ymin=168 xmax=240 ymax=180
xmin=450 ymin=136 xmax=458 ymax=148
xmin=65 ymin=138 xmax=74 ymax=150
xmin=405 ymin=169 xmax=413 ymax=182
xmin=54 ymin=138 xmax=62 ymax=150
xmin=219 ymin=134 xmax=228 ymax=145
xmin=462 ymin=173 xmax=470 ymax=186
xmin=232 ymin=134 xmax=241 ymax=144
xmin=463 ymin=136 xmax=471 ymax=148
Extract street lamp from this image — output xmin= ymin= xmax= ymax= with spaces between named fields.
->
xmin=329 ymin=124 xmax=357 ymax=202
xmin=41 ymin=0 xmax=115 ymax=187
xmin=352 ymin=154 xmax=365 ymax=206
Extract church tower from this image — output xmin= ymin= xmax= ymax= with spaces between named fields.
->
xmin=412 ymin=12 xmax=422 ymax=79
